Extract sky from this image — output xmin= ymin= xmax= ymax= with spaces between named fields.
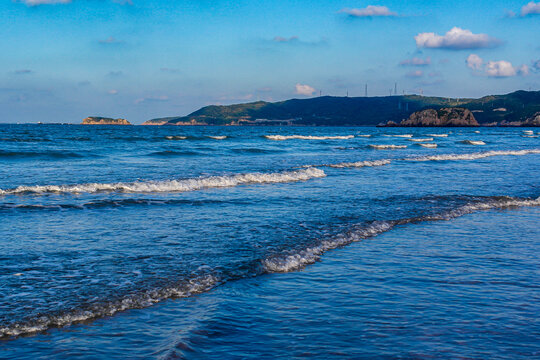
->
xmin=1 ymin=0 xmax=539 ymax=123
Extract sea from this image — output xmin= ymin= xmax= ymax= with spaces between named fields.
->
xmin=0 ymin=124 xmax=539 ymax=359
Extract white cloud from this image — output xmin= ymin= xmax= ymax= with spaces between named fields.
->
xmin=415 ymin=27 xmax=500 ymax=50
xmin=20 ymin=0 xmax=71 ymax=5
xmin=295 ymin=83 xmax=315 ymax=96
xmin=466 ymin=54 xmax=483 ymax=70
xmin=468 ymin=55 xmax=529 ymax=77
xmin=521 ymin=1 xmax=540 ymax=16
xmin=339 ymin=5 xmax=397 ymax=17
xmin=400 ymin=57 xmax=431 ymax=66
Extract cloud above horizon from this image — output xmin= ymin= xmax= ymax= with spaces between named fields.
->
xmin=295 ymin=83 xmax=315 ymax=96
xmin=521 ymin=1 xmax=540 ymax=16
xmin=19 ymin=0 xmax=71 ymax=5
xmin=400 ymin=57 xmax=431 ymax=66
xmin=339 ymin=5 xmax=397 ymax=18
xmin=466 ymin=54 xmax=529 ymax=77
xmin=415 ymin=27 xmax=501 ymax=50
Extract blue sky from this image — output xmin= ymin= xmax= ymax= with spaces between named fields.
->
xmin=1 ymin=0 xmax=539 ymax=123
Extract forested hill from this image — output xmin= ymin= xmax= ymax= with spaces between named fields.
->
xmin=143 ymin=90 xmax=540 ymax=126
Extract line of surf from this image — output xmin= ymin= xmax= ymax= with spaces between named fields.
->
xmin=0 ymin=168 xmax=326 ymax=195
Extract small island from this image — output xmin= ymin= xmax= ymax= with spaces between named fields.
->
xmin=82 ymin=117 xmax=132 ymax=125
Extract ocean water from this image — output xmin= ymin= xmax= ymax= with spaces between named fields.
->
xmin=0 ymin=124 xmax=539 ymax=359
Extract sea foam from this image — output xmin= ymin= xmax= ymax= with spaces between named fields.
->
xmin=369 ymin=144 xmax=407 ymax=149
xmin=0 ymin=168 xmax=326 ymax=195
xmin=407 ymin=149 xmax=540 ymax=162
xmin=265 ymin=135 xmax=354 ymax=141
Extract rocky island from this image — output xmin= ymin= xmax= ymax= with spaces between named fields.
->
xmin=381 ymin=108 xmax=479 ymax=127
xmin=82 ymin=117 xmax=132 ymax=125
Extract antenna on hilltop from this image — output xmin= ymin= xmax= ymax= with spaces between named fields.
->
xmin=394 ymin=82 xmax=397 ymax=96
xmin=319 ymin=90 xmax=322 ymax=97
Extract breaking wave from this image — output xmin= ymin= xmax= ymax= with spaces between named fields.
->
xmin=406 ymin=149 xmax=540 ymax=162
xmin=208 ymin=136 xmax=227 ymax=140
xmin=369 ymin=144 xmax=407 ymax=149
xmin=427 ymin=134 xmax=449 ymax=137
xmin=418 ymin=143 xmax=438 ymax=148
xmin=326 ymin=159 xmax=392 ymax=168
xmin=384 ymin=134 xmax=413 ymax=138
xmin=0 ymin=168 xmax=326 ymax=196
xmin=265 ymin=135 xmax=354 ymax=141
xmin=262 ymin=195 xmax=540 ymax=273
xmin=461 ymin=140 xmax=486 ymax=145
xmin=0 ymin=273 xmax=220 ymax=339
xmin=165 ymin=136 xmax=187 ymax=140
xmin=408 ymin=138 xmax=434 ymax=142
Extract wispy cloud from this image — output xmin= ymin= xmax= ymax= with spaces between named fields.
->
xmin=99 ymin=37 xmax=124 ymax=45
xmin=19 ymin=0 xmax=71 ymax=6
xmin=12 ymin=69 xmax=34 ymax=75
xmin=271 ymin=36 xmax=327 ymax=46
xmin=339 ymin=5 xmax=398 ymax=18
xmin=160 ymin=68 xmax=180 ymax=73
xmin=134 ymin=95 xmax=169 ymax=104
xmin=415 ymin=27 xmax=501 ymax=50
xmin=466 ymin=54 xmax=529 ymax=77
xmin=400 ymin=57 xmax=431 ymax=66
xmin=295 ymin=83 xmax=315 ymax=96
xmin=406 ymin=70 xmax=423 ymax=78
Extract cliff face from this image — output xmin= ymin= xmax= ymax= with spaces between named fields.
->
xmin=82 ymin=117 xmax=131 ymax=125
xmin=398 ymin=108 xmax=478 ymax=127
xmin=523 ymin=112 xmax=540 ymax=126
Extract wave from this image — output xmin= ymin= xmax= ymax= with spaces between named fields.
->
xmin=356 ymin=134 xmax=372 ymax=137
xmin=0 ymin=273 xmax=220 ymax=339
xmin=522 ymin=135 xmax=539 ymax=138
xmin=418 ymin=143 xmax=437 ymax=148
xmin=230 ymin=148 xmax=285 ymax=154
xmin=522 ymin=130 xmax=534 ymax=135
xmin=262 ymin=195 xmax=540 ymax=273
xmin=327 ymin=159 xmax=392 ymax=168
xmin=148 ymin=150 xmax=202 ymax=157
xmin=165 ymin=136 xmax=187 ymax=140
xmin=406 ymin=149 xmax=540 ymax=162
xmin=369 ymin=144 xmax=407 ymax=149
xmin=265 ymin=135 xmax=354 ymax=141
xmin=0 ymin=167 xmax=326 ymax=196
xmin=461 ymin=140 xmax=485 ymax=145
xmin=426 ymin=134 xmax=448 ymax=137
xmin=208 ymin=136 xmax=227 ymax=140
xmin=2 ymin=194 xmax=539 ymax=338
xmin=0 ymin=150 xmax=86 ymax=159
xmin=408 ymin=138 xmax=434 ymax=142
xmin=384 ymin=134 xmax=413 ymax=138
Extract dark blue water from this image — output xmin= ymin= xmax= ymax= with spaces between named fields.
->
xmin=0 ymin=124 xmax=539 ymax=359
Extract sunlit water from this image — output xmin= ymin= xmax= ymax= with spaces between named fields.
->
xmin=0 ymin=124 xmax=539 ymax=359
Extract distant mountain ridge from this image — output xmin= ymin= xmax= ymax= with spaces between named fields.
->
xmin=142 ymin=90 xmax=540 ymax=126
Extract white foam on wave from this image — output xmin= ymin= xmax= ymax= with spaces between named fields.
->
xmin=427 ymin=134 xmax=449 ymax=137
xmin=369 ymin=144 xmax=407 ymax=149
xmin=357 ymin=134 xmax=372 ymax=137
xmin=384 ymin=134 xmax=413 ymax=138
xmin=418 ymin=143 xmax=437 ymax=148
xmin=327 ymin=159 xmax=392 ymax=168
xmin=208 ymin=136 xmax=227 ymax=140
xmin=165 ymin=136 xmax=187 ymax=140
xmin=523 ymin=130 xmax=534 ymax=135
xmin=522 ymin=135 xmax=539 ymax=138
xmin=265 ymin=135 xmax=354 ymax=141
xmin=461 ymin=140 xmax=485 ymax=145
xmin=0 ymin=273 xmax=219 ymax=338
xmin=0 ymin=168 xmax=326 ymax=195
xmin=407 ymin=149 xmax=540 ymax=162
xmin=262 ymin=195 xmax=540 ymax=273
xmin=408 ymin=138 xmax=434 ymax=142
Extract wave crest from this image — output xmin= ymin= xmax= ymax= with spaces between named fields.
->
xmin=0 ymin=168 xmax=326 ymax=195
xmin=265 ymin=135 xmax=354 ymax=141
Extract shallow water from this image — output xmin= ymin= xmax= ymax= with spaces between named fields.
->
xmin=0 ymin=124 xmax=539 ymax=358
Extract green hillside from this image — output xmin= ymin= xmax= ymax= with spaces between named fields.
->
xmin=146 ymin=90 xmax=540 ymax=126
